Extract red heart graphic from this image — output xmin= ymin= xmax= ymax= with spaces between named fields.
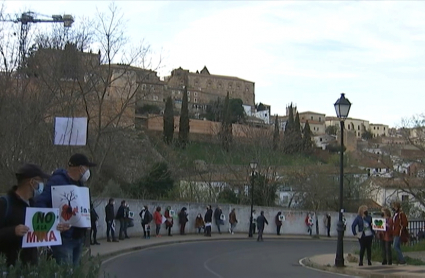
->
xmin=61 ymin=204 xmax=73 ymax=221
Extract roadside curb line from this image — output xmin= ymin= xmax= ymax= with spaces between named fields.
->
xmin=299 ymin=257 xmax=423 ymax=278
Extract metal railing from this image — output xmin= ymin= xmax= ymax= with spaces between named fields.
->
xmin=372 ymin=219 xmax=425 ymax=246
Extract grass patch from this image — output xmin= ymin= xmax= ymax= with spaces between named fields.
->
xmin=354 ymin=241 xmax=425 ymax=265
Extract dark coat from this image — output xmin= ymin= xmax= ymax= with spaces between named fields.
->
xmin=140 ymin=209 xmax=152 ymax=225
xmin=116 ymin=205 xmax=126 ymax=219
xmin=178 ymin=210 xmax=188 ymax=225
xmin=0 ymin=187 xmax=38 ymax=266
xmin=204 ymin=209 xmax=213 ymax=223
xmin=105 ymin=204 xmax=115 ymax=222
xmin=257 ymin=215 xmax=269 ymax=230
xmin=214 ymin=208 xmax=222 ymax=221
xmin=35 ymin=169 xmax=86 ymax=239
xmin=90 ymin=207 xmax=99 ymax=226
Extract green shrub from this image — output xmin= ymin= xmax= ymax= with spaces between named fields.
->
xmin=0 ymin=252 xmax=102 ymax=278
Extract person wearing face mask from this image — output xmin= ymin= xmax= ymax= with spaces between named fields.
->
xmin=351 ymin=205 xmax=374 ymax=266
xmin=35 ymin=153 xmax=96 ymax=266
xmin=0 ymin=163 xmax=50 ymax=266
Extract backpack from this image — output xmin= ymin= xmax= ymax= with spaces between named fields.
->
xmin=0 ymin=195 xmax=11 ymax=228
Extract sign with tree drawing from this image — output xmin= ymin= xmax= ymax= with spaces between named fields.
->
xmin=22 ymin=208 xmax=62 ymax=248
xmin=51 ymin=185 xmax=91 ymax=228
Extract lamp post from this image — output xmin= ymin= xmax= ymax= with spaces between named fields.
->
xmin=248 ymin=161 xmax=258 ymax=238
xmin=334 ymin=93 xmax=352 ymax=267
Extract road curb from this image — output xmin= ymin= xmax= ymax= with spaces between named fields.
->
xmin=300 ymin=257 xmax=423 ymax=278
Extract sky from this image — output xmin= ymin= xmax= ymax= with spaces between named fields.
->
xmin=4 ymin=0 xmax=425 ymax=128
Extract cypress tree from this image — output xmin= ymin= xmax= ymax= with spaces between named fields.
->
xmin=294 ymin=112 xmax=303 ymax=151
xmin=283 ymin=103 xmax=295 ymax=154
xmin=273 ymin=115 xmax=279 ymax=150
xmin=179 ymin=85 xmax=190 ymax=149
xmin=163 ymin=96 xmax=174 ymax=145
xmin=221 ymin=92 xmax=232 ymax=152
xmin=302 ymin=120 xmax=314 ymax=153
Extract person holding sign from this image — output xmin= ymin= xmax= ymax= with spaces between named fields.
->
xmin=377 ymin=208 xmax=393 ymax=265
xmin=0 ymin=164 xmax=50 ymax=266
xmin=35 ymin=153 xmax=96 ymax=266
xmin=275 ymin=212 xmax=283 ymax=235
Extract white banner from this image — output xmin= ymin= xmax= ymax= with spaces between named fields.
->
xmin=22 ymin=208 xmax=62 ymax=248
xmin=51 ymin=185 xmax=91 ymax=228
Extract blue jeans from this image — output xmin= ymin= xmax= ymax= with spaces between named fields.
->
xmin=393 ymin=236 xmax=405 ymax=263
xmin=52 ymin=237 xmax=84 ymax=266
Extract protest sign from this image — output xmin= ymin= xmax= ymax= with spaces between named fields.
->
xmin=22 ymin=208 xmax=62 ymax=248
xmin=51 ymin=185 xmax=91 ymax=228
xmin=372 ymin=217 xmax=386 ymax=231
xmin=54 ymin=117 xmax=87 ymax=146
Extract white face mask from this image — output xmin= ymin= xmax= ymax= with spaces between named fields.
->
xmin=81 ymin=169 xmax=91 ymax=182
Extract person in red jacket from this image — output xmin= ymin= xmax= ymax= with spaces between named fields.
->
xmin=392 ymin=202 xmax=408 ymax=265
xmin=153 ymin=206 xmax=162 ymax=237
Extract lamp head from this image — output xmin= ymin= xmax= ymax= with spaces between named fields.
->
xmin=334 ymin=93 xmax=352 ymax=119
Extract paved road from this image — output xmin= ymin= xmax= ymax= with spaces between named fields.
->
xmin=101 ymin=239 xmax=358 ymax=278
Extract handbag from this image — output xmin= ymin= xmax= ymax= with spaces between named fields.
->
xmin=400 ymin=226 xmax=409 ymax=243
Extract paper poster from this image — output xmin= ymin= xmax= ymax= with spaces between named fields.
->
xmin=162 ymin=216 xmax=166 ymax=224
xmin=279 ymin=215 xmax=286 ymax=221
xmin=22 ymin=208 xmax=62 ymax=248
xmin=54 ymin=117 xmax=87 ymax=146
xmin=51 ymin=185 xmax=91 ymax=228
xmin=220 ymin=214 xmax=225 ymax=221
xmin=372 ymin=217 xmax=386 ymax=231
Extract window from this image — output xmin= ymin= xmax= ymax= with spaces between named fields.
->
xmin=194 ymin=92 xmax=197 ymax=96
xmin=142 ymin=84 xmax=146 ymax=90
xmin=187 ymin=91 xmax=190 ymax=96
xmin=319 ymin=117 xmax=322 ymax=122
xmin=402 ymin=195 xmax=409 ymax=202
xmin=194 ymin=98 xmax=197 ymax=103
xmin=311 ymin=116 xmax=313 ymax=120
xmin=188 ymin=97 xmax=191 ymax=102
xmin=153 ymin=95 xmax=158 ymax=101
xmin=358 ymin=125 xmax=360 ymax=130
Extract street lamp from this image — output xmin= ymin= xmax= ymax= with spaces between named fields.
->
xmin=334 ymin=93 xmax=352 ymax=267
xmin=248 ymin=161 xmax=258 ymax=238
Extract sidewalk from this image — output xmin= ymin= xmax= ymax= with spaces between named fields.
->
xmin=303 ymin=253 xmax=425 ymax=278
xmin=91 ymin=233 xmax=342 ymax=259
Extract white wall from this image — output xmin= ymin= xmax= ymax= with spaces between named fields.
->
xmin=92 ymin=198 xmax=357 ymax=238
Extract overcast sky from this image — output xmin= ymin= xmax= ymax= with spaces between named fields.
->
xmin=5 ymin=1 xmax=425 ymax=127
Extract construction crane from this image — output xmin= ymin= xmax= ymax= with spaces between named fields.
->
xmin=0 ymin=11 xmax=74 ymax=68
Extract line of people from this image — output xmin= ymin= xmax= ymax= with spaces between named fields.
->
xmin=98 ymin=203 xmax=288 ymax=243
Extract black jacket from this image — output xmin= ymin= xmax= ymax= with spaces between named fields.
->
xmin=105 ymin=204 xmax=115 ymax=222
xmin=178 ymin=210 xmax=188 ymax=224
xmin=90 ymin=207 xmax=99 ymax=226
xmin=0 ymin=186 xmax=38 ymax=266
xmin=140 ymin=209 xmax=152 ymax=225
xmin=257 ymin=215 xmax=269 ymax=230
xmin=214 ymin=208 xmax=222 ymax=221
xmin=204 ymin=209 xmax=213 ymax=223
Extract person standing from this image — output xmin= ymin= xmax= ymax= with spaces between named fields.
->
xmin=214 ymin=206 xmax=222 ymax=234
xmin=256 ymin=211 xmax=268 ymax=242
xmin=0 ymin=164 xmax=50 ymax=266
xmin=164 ymin=206 xmax=173 ymax=236
xmin=195 ymin=213 xmax=205 ymax=234
xmin=105 ymin=198 xmax=118 ymax=242
xmin=116 ymin=200 xmax=129 ymax=240
xmin=90 ymin=202 xmax=100 ymax=245
xmin=35 ymin=153 xmax=97 ymax=266
xmin=139 ymin=206 xmax=152 ymax=239
xmin=204 ymin=205 xmax=213 ymax=237
xmin=377 ymin=208 xmax=393 ymax=265
xmin=305 ymin=213 xmax=313 ymax=236
xmin=153 ymin=206 xmax=162 ymax=237
xmin=178 ymin=207 xmax=189 ymax=235
xmin=351 ymin=205 xmax=374 ymax=266
xmin=229 ymin=208 xmax=238 ymax=234
xmin=252 ymin=210 xmax=257 ymax=235
xmin=323 ymin=213 xmax=331 ymax=237
xmin=275 ymin=212 xmax=283 ymax=235
xmin=392 ymin=201 xmax=408 ymax=265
